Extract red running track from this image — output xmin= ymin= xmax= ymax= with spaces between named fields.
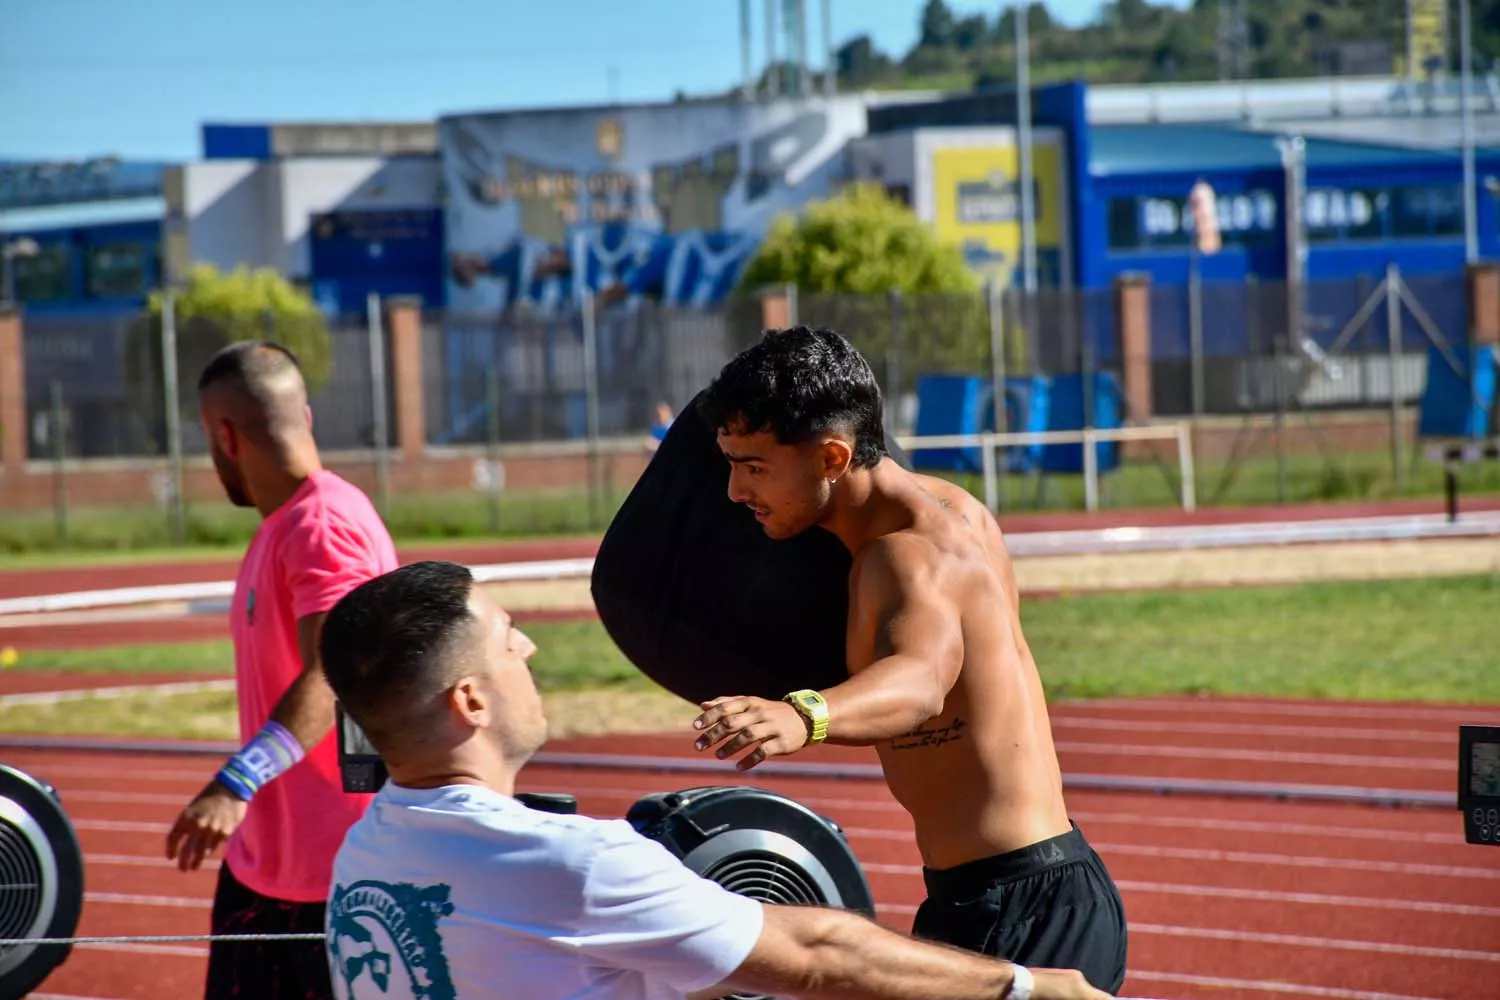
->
xmin=6 ymin=694 xmax=1499 ymax=1000
xmin=0 ymin=537 xmax=603 ymax=601
xmin=0 ymin=606 xmax=596 ymax=653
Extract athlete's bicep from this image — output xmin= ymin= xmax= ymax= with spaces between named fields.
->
xmin=295 ymin=612 xmax=329 ymax=675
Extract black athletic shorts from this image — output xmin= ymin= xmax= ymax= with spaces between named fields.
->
xmin=204 ymin=860 xmax=333 ymax=1000
xmin=910 ymin=822 xmax=1128 ymax=993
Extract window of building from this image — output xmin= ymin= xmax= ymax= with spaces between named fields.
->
xmin=1106 ymin=189 xmax=1278 ymax=251
xmin=12 ymin=244 xmax=72 ymax=302
xmin=85 ymin=242 xmax=149 ymax=298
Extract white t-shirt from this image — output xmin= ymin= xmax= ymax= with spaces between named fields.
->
xmin=325 ymin=781 xmax=766 ymax=1000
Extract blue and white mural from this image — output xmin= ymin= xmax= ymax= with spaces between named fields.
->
xmin=439 ymin=97 xmax=869 ymax=313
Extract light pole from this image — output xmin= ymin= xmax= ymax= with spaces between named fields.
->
xmin=1013 ymin=1 xmax=1036 ymax=296
xmin=1460 ymin=0 xmax=1477 ymax=262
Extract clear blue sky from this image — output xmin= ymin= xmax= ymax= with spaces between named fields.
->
xmin=0 ymin=0 xmax=1187 ymax=162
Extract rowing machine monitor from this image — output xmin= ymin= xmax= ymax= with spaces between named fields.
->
xmin=336 ymin=702 xmax=578 ymax=816
xmin=1458 ymin=725 xmax=1500 ymax=847
xmin=336 ymin=701 xmax=386 ymax=794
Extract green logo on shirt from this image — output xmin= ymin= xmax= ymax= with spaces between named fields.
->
xmin=245 ymin=588 xmax=256 ymax=625
xmin=328 ymin=880 xmax=456 ymax=1000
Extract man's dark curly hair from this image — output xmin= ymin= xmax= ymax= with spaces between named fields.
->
xmin=696 ymin=326 xmax=887 ymax=470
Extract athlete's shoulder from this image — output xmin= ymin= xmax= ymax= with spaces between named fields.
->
xmin=849 ymin=530 xmax=945 ymax=605
xmin=277 ymin=472 xmax=394 ymax=551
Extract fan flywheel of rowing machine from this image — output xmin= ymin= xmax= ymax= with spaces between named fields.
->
xmin=627 ymin=786 xmax=875 ymax=1000
xmin=0 ymin=764 xmax=85 ymax=1000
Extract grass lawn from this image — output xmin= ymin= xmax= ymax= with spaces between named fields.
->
xmin=4 ymin=575 xmax=1496 ymax=742
xmin=2 ymin=620 xmax=646 ymax=687
xmin=0 ymin=620 xmax=679 ymax=740
xmin=3 ymin=684 xmax=243 ymax=740
xmin=0 ymin=685 xmax=692 ymax=742
xmin=7 ymin=444 xmax=1500 ymax=567
xmin=0 ymin=487 xmax=631 ymax=563
xmin=1023 ymin=573 xmax=1500 ymax=703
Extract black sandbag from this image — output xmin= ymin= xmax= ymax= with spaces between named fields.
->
xmin=590 ymin=391 xmax=912 ymax=706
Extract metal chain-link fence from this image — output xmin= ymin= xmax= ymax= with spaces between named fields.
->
xmin=7 ymin=267 xmax=1496 ymax=554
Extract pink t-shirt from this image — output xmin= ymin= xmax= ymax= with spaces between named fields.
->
xmin=225 ymin=469 xmax=399 ymax=904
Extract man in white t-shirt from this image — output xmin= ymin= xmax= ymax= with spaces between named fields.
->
xmin=318 ymin=560 xmax=1112 ymax=1000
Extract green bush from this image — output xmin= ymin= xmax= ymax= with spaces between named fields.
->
xmin=738 ymin=182 xmax=979 ymax=296
xmin=123 ymin=264 xmax=334 ymax=448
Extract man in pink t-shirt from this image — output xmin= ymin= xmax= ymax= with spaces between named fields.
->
xmin=165 ymin=340 xmax=398 ymax=1000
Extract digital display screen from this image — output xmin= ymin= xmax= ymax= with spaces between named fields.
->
xmin=338 ymin=705 xmax=378 ymax=757
xmin=1470 ymin=741 xmax=1500 ymax=798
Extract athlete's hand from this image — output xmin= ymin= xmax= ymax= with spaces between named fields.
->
xmin=166 ymin=780 xmax=248 ymax=873
xmin=692 ymin=696 xmax=812 ymax=771
xmin=1030 ymin=967 xmax=1115 ymax=999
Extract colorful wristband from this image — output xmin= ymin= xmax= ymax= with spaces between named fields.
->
xmin=215 ymin=720 xmax=305 ymax=802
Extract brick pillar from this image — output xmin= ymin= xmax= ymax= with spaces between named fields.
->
xmin=385 ymin=297 xmax=426 ymax=461
xmin=0 ymin=306 xmax=24 ymax=478
xmin=760 ymin=287 xmax=792 ymax=330
xmin=1465 ymin=262 xmax=1500 ymax=346
xmin=1114 ymin=273 xmax=1152 ymax=423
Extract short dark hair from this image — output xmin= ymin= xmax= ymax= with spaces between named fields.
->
xmin=320 ymin=561 xmax=478 ymax=751
xmin=696 ymin=326 xmax=887 ymax=469
xmin=197 ymin=340 xmax=302 ymax=394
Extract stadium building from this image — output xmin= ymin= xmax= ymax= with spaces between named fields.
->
xmin=7 ymin=74 xmax=1500 ymax=319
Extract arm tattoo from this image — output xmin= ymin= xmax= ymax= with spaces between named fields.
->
xmin=890 ymin=717 xmax=968 ymax=751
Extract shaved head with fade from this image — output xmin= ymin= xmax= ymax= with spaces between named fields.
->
xmin=197 ymin=340 xmax=317 ymax=510
xmin=198 ymin=340 xmax=311 ymax=435
xmin=320 ymin=560 xmax=547 ymax=777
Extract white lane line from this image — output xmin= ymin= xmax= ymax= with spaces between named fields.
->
xmin=86 ymin=852 xmax=219 ymax=871
xmin=86 ymin=891 xmax=210 ymax=909
xmin=0 ymin=557 xmax=595 ymax=615
xmin=5 ymin=763 xmax=213 ymax=783
xmin=1061 ymin=810 xmax=1466 ymax=846
xmin=1124 ymin=969 xmax=1446 ymax=1000
xmin=1056 ymin=699 xmax=1495 ymax=724
xmin=1130 ymin=922 xmax=1500 ymax=963
xmin=67 ymin=888 xmax=1493 ymax=967
xmin=1111 ymin=880 xmax=1500 ymax=918
xmin=74 ymin=940 xmax=206 ymax=957
xmin=859 ymin=842 xmax=1500 ymax=880
xmin=1054 ymin=739 xmax=1452 ymax=771
xmin=0 ymin=679 xmax=235 ymax=709
xmin=72 ymin=819 xmax=172 ymax=834
xmin=1091 ymin=842 xmax=1500 ymax=880
xmin=62 ymin=790 xmax=195 ymax=806
xmin=1049 ymin=715 xmax=1456 ymax=745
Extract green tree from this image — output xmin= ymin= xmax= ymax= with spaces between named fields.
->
xmin=124 ymin=263 xmax=334 ymax=451
xmin=835 ymin=34 xmax=894 ymax=86
xmin=918 ymin=0 xmax=958 ymax=49
xmin=738 ymin=182 xmax=978 ymax=296
xmin=736 ymin=184 xmax=1012 ymax=381
xmin=952 ymin=14 xmax=991 ymax=52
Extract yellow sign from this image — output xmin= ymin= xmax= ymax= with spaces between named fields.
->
xmin=1395 ymin=0 xmax=1446 ymax=79
xmin=931 ymin=143 xmax=1065 ymax=288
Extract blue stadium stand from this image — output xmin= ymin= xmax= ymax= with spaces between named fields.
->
xmin=910 ymin=374 xmax=1049 ymax=476
xmin=1417 ymin=341 xmax=1499 ymax=521
xmin=911 ymin=372 xmax=1126 ymax=507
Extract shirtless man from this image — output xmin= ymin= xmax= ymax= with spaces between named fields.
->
xmin=690 ymin=326 xmax=1128 ymax=993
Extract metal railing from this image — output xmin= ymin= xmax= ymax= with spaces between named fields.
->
xmin=899 ymin=424 xmax=1196 ymax=514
